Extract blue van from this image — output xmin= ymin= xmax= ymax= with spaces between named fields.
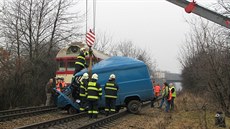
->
xmin=56 ymin=56 xmax=154 ymax=114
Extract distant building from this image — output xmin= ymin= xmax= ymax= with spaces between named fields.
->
xmin=153 ymin=71 xmax=182 ymax=90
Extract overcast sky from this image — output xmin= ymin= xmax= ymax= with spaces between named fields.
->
xmin=77 ymin=0 xmax=217 ymax=74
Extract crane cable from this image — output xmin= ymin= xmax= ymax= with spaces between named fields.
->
xmin=93 ymin=0 xmax=96 ymax=33
xmin=85 ymin=0 xmax=96 ymax=40
xmin=85 ymin=0 xmax=88 ymax=44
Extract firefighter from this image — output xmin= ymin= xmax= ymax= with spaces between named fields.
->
xmin=87 ymin=73 xmax=102 ymax=118
xmin=104 ymin=74 xmax=119 ymax=116
xmin=79 ymin=73 xmax=89 ymax=112
xmin=73 ymin=48 xmax=89 ymax=75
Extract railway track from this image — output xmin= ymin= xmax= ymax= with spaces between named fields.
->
xmin=77 ymin=100 xmax=156 ymax=129
xmin=15 ymin=99 xmax=161 ymax=129
xmin=15 ymin=112 xmax=88 ymax=129
xmin=0 ymin=106 xmax=58 ymax=122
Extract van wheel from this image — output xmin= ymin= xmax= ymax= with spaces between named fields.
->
xmin=68 ymin=106 xmax=77 ymax=114
xmin=127 ymin=100 xmax=141 ymax=114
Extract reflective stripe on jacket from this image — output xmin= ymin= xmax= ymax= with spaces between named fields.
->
xmin=87 ymin=81 xmax=102 ymax=100
xmin=104 ymin=81 xmax=118 ymax=99
xmin=80 ymin=79 xmax=88 ymax=97
xmin=75 ymin=52 xmax=86 ymax=67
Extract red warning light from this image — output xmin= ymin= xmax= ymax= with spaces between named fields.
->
xmin=185 ymin=0 xmax=196 ymax=13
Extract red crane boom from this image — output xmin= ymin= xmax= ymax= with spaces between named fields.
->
xmin=166 ymin=0 xmax=230 ymax=29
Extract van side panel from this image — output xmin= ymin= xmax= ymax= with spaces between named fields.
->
xmin=76 ymin=56 xmax=154 ymax=109
xmin=116 ymin=66 xmax=154 ymax=105
xmin=97 ymin=65 xmax=154 ymax=107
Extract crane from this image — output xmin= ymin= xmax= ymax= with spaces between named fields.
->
xmin=166 ymin=0 xmax=230 ymax=29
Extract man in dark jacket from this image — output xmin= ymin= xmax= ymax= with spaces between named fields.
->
xmin=46 ymin=78 xmax=55 ymax=106
xmin=104 ymin=74 xmax=119 ymax=116
xmin=87 ymin=73 xmax=102 ymax=118
xmin=73 ymin=47 xmax=89 ymax=75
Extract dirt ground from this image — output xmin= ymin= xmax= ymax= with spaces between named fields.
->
xmin=108 ymin=94 xmax=230 ymax=129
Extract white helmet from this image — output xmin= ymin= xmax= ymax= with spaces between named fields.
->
xmin=80 ymin=47 xmax=86 ymax=52
xmin=169 ymin=83 xmax=174 ymax=86
xmin=82 ymin=73 xmax=89 ymax=79
xmin=92 ymin=73 xmax=98 ymax=80
xmin=109 ymin=74 xmax=116 ymax=80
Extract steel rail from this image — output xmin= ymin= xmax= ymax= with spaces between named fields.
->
xmin=0 ymin=106 xmax=55 ymax=116
xmin=15 ymin=98 xmax=162 ymax=129
xmin=0 ymin=107 xmax=58 ymax=122
xmin=78 ymin=99 xmax=161 ymax=129
xmin=15 ymin=112 xmax=88 ymax=129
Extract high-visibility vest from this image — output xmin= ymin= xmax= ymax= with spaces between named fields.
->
xmin=61 ymin=82 xmax=66 ymax=87
xmin=170 ymin=86 xmax=176 ymax=97
xmin=163 ymin=86 xmax=169 ymax=97
xmin=87 ymin=81 xmax=102 ymax=100
xmin=56 ymin=82 xmax=62 ymax=92
xmin=105 ymin=81 xmax=118 ymax=99
xmin=154 ymin=85 xmax=161 ymax=95
xmin=154 ymin=86 xmax=160 ymax=93
xmin=56 ymin=82 xmax=66 ymax=92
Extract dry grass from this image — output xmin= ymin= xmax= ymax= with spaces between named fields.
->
xmin=169 ymin=92 xmax=230 ymax=129
xmin=110 ymin=92 xmax=230 ymax=129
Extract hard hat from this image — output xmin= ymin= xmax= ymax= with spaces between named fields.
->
xmin=80 ymin=47 xmax=86 ymax=52
xmin=169 ymin=83 xmax=173 ymax=86
xmin=82 ymin=73 xmax=89 ymax=79
xmin=109 ymin=74 xmax=116 ymax=79
xmin=92 ymin=73 xmax=98 ymax=80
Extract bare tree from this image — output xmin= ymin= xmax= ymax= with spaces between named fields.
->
xmin=93 ymin=31 xmax=113 ymax=53
xmin=0 ymin=0 xmax=83 ymax=109
xmin=93 ymin=34 xmax=156 ymax=75
xmin=179 ymin=16 xmax=230 ymax=116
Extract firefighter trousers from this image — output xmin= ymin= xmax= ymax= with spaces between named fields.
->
xmin=88 ymin=99 xmax=99 ymax=118
xmin=105 ymin=98 xmax=116 ymax=116
xmin=80 ymin=97 xmax=87 ymax=111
